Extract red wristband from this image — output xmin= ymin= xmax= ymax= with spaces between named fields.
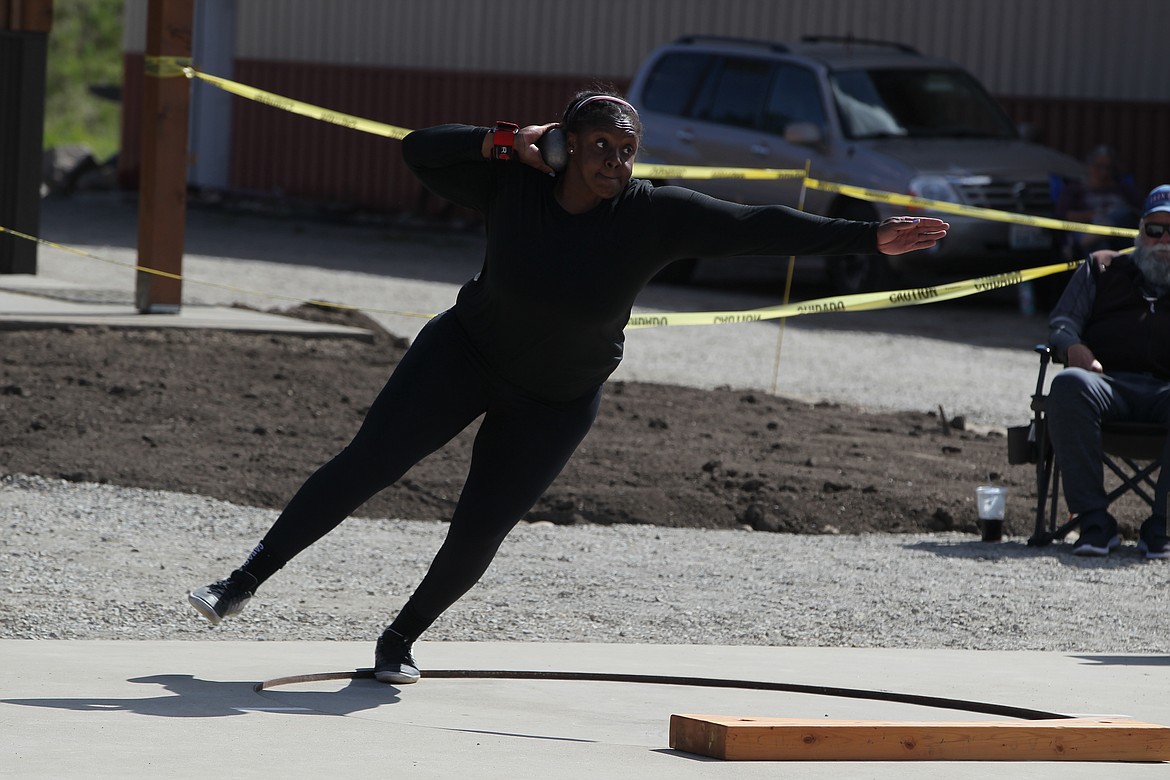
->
xmin=492 ymin=121 xmax=519 ymax=161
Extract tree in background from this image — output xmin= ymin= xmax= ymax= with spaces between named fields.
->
xmin=44 ymin=0 xmax=124 ymax=160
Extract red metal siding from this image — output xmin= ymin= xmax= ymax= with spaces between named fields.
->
xmin=118 ymin=55 xmax=1170 ymax=214
xmin=117 ymin=52 xmax=144 ymax=190
xmin=229 ymin=60 xmax=627 ymax=214
xmin=998 ymin=96 xmax=1170 ymax=197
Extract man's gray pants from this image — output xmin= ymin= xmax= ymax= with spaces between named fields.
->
xmin=1046 ymin=367 xmax=1170 ymax=530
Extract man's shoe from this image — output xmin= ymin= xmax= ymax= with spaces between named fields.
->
xmin=1071 ymin=511 xmax=1120 ymax=556
xmin=1138 ymin=516 xmax=1170 ymax=560
xmin=188 ymin=570 xmax=258 ymax=625
xmin=374 ymin=627 xmax=420 ymax=685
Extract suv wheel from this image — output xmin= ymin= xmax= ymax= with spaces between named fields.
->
xmin=827 ymin=203 xmax=897 ymax=295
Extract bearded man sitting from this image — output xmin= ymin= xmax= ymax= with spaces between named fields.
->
xmin=1046 ymin=184 xmax=1170 ymax=558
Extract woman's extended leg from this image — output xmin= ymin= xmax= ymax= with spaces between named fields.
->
xmin=386 ymin=382 xmax=602 ymax=642
xmin=241 ymin=314 xmax=492 ymax=583
xmin=188 ymin=314 xmax=491 ymax=624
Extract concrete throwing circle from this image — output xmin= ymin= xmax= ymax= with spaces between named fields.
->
xmin=253 ymin=668 xmax=1069 ymax=748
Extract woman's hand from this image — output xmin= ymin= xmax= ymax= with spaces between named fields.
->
xmin=515 ymin=123 xmax=560 ymax=176
xmin=876 ymin=216 xmax=949 ymax=255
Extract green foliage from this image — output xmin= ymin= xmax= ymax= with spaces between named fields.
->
xmin=43 ymin=0 xmax=125 ymax=159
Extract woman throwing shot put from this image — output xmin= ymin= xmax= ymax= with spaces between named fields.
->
xmin=188 ymin=88 xmax=947 ymax=683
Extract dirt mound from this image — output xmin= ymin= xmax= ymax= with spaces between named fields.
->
xmin=0 ymin=306 xmax=1029 ymax=535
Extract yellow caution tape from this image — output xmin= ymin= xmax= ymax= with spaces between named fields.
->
xmin=0 ymin=224 xmax=434 ymax=320
xmin=146 ymin=57 xmax=410 ymax=139
xmin=2 ymin=220 xmax=1089 ymax=330
xmin=145 ymin=56 xmax=192 ymax=77
xmin=805 ymin=178 xmax=1138 ymax=239
xmin=122 ymin=60 xmax=1137 ymax=329
xmin=148 ymin=60 xmax=1138 ymax=242
xmin=632 ymin=163 xmax=805 ymax=180
xmin=625 ymin=261 xmax=1080 ymax=328
xmin=188 ymin=69 xmax=412 ymax=141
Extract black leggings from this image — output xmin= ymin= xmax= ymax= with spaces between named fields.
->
xmin=242 ymin=312 xmax=601 ymax=639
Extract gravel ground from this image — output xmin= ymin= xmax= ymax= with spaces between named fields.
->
xmin=3 ymin=474 xmax=1166 ymax=653
xmin=6 ymin=195 xmax=1162 ymax=656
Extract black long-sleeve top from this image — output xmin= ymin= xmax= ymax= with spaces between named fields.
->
xmin=1049 ymin=255 xmax=1170 ymax=376
xmin=402 ymin=124 xmax=879 ymax=402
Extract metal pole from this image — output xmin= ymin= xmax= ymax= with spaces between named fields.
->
xmin=770 ymin=159 xmax=811 ymax=395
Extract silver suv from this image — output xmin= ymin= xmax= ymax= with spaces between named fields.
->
xmin=628 ymin=35 xmax=1085 ymax=292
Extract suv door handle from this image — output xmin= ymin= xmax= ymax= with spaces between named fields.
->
xmin=676 ymin=128 xmax=695 ymax=143
xmin=751 ymin=143 xmax=771 ymax=157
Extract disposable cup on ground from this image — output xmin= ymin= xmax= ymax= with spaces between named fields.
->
xmin=976 ymin=486 xmax=1007 ymax=542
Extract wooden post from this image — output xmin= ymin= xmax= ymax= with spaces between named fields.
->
xmin=670 ymin=714 xmax=1170 ymax=762
xmin=0 ymin=0 xmax=53 ymax=275
xmin=135 ymin=0 xmax=193 ymax=313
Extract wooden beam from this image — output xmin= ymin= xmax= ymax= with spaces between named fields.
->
xmin=18 ymin=0 xmax=53 ymax=32
xmin=135 ymin=0 xmax=193 ymax=313
xmin=0 ymin=0 xmax=51 ymax=274
xmin=2 ymin=0 xmax=53 ymax=33
xmin=669 ymin=714 xmax=1170 ymax=762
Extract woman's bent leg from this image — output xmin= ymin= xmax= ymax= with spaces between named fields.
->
xmin=389 ymin=384 xmax=602 ymax=640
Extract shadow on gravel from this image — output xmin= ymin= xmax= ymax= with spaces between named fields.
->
xmin=903 ymin=539 xmax=1041 ymax=560
xmin=903 ymin=539 xmax=1154 ymax=568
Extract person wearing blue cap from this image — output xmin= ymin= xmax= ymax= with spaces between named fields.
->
xmin=1047 ymin=184 xmax=1170 ymax=557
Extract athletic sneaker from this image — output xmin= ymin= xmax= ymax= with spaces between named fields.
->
xmin=1071 ymin=511 xmax=1120 ymax=557
xmin=374 ymin=627 xmax=420 ymax=684
xmin=188 ymin=570 xmax=258 ymax=625
xmin=1138 ymin=515 xmax=1170 ymax=560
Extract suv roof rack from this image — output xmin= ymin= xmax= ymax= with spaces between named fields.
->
xmin=673 ymin=34 xmax=789 ymax=54
xmin=799 ymin=35 xmax=920 ymax=55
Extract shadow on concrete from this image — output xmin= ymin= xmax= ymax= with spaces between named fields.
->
xmin=1 ymin=673 xmax=399 ymax=718
xmin=1073 ymin=655 xmax=1170 ymax=667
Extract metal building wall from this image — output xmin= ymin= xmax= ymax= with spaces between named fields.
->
xmin=120 ymin=0 xmax=1169 ymax=211
xmin=121 ymin=0 xmax=145 ymax=50
xmin=228 ymin=60 xmax=587 ymax=213
xmin=226 ymin=0 xmax=1164 ymax=100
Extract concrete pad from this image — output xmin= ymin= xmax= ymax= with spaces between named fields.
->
xmin=0 ymin=276 xmax=371 ymax=339
xmin=2 ymin=641 xmax=1167 ymax=778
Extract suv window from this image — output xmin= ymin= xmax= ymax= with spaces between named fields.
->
xmin=831 ymin=68 xmax=1017 ymax=140
xmin=831 ymin=71 xmax=906 ymax=138
xmin=628 ymin=36 xmax=1087 ymax=292
xmin=694 ymin=57 xmax=770 ymax=128
xmin=763 ymin=64 xmax=827 ymax=134
xmin=640 ymin=52 xmax=713 ymax=117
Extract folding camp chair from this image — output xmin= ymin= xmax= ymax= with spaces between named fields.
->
xmin=1011 ymin=345 xmax=1167 ymax=547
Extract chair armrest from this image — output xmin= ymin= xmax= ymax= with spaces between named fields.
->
xmin=1031 ymin=345 xmax=1053 ymax=408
